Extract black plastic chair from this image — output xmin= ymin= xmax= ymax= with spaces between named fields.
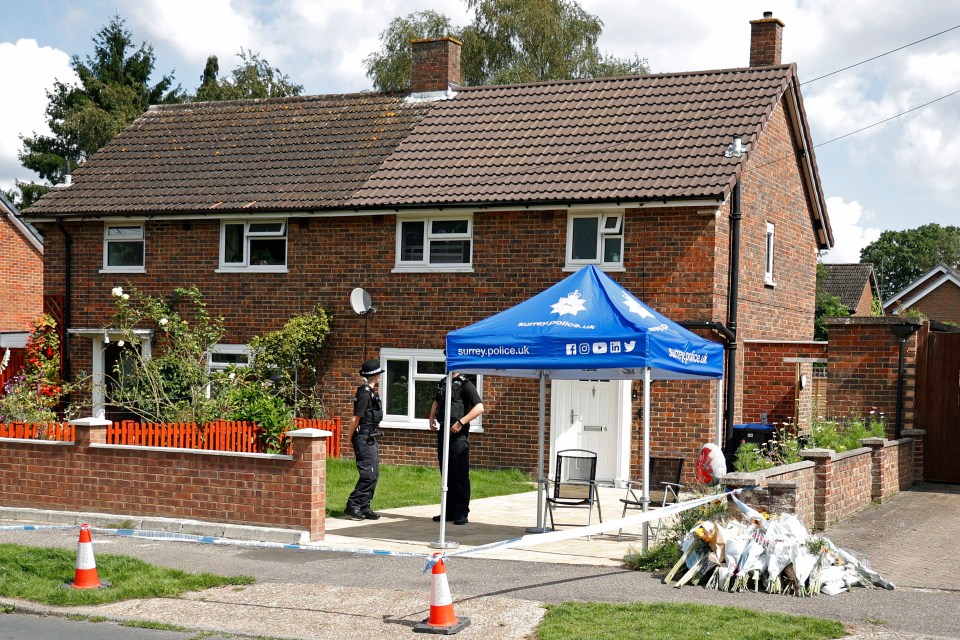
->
xmin=617 ymin=454 xmax=685 ymax=541
xmin=545 ymin=449 xmax=603 ymax=538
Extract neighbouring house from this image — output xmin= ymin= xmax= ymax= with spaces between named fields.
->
xmin=0 ymin=192 xmax=43 ymax=390
xmin=23 ymin=13 xmax=832 ymax=486
xmin=821 ymin=263 xmax=880 ymax=315
xmin=883 ymin=264 xmax=960 ymax=324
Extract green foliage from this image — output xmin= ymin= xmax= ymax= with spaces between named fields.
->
xmin=193 ymin=49 xmax=303 ymax=101
xmin=537 ymin=601 xmax=845 ymax=640
xmin=814 ymin=263 xmax=849 ymax=340
xmin=363 ymin=0 xmax=649 ymax=92
xmin=0 ymin=314 xmax=73 ymax=424
xmin=19 ymin=15 xmax=183 ymax=185
xmin=106 ymin=285 xmax=225 ymax=423
xmin=217 ymin=370 xmax=291 ymax=453
xmin=860 ymin=223 xmax=960 ymax=300
xmin=0 ymin=543 xmax=252 ymax=606
xmin=733 ymin=415 xmax=887 ymax=472
xmin=363 ymin=11 xmax=454 ymax=93
xmin=249 ymin=304 xmax=332 ymax=418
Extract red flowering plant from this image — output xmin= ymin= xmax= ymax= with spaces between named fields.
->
xmin=0 ymin=314 xmax=72 ymax=428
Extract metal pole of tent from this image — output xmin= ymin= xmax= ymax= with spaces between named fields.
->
xmin=716 ymin=378 xmax=724 ymax=446
xmin=431 ymin=375 xmax=458 ymax=549
xmin=642 ymin=367 xmax=651 ymax=551
xmin=527 ymin=371 xmax=550 ymax=533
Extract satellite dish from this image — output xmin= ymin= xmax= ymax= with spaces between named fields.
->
xmin=350 ymin=288 xmax=374 ymax=315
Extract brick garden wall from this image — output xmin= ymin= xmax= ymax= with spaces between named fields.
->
xmin=741 ymin=340 xmax=827 ymax=428
xmin=723 ymin=436 xmax=919 ymax=532
xmin=0 ymin=422 xmax=330 ymax=540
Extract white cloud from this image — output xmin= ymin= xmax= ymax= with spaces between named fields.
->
xmin=0 ymin=39 xmax=76 ymax=190
xmin=820 ymin=197 xmax=882 ymax=263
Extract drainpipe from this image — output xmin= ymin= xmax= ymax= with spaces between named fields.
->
xmin=891 ymin=323 xmax=919 ymax=439
xmin=55 ymin=217 xmax=73 ymax=381
xmin=724 ymin=179 xmax=743 ymax=454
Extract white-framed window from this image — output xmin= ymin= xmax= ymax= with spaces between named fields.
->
xmin=565 ymin=212 xmax=624 ymax=269
xmin=765 ymin=222 xmax=776 ymax=286
xmin=395 ymin=214 xmax=473 ymax=271
xmin=103 ymin=223 xmax=145 ymax=272
xmin=380 ymin=348 xmax=483 ymax=430
xmin=208 ymin=344 xmax=252 ymax=372
xmin=219 ymin=220 xmax=287 ymax=271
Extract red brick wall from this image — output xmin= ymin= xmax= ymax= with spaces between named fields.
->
xmin=742 ymin=341 xmax=827 ymax=426
xmin=909 ymin=281 xmax=960 ymax=324
xmin=0 ymin=214 xmax=43 ymax=331
xmin=0 ymin=424 xmax=328 ymax=540
xmin=824 ymin=318 xmax=915 ymax=430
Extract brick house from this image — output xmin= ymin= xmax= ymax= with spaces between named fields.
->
xmin=0 ymin=192 xmax=43 ymax=336
xmin=821 ymin=263 xmax=880 ymax=315
xmin=24 ymin=13 xmax=832 ymax=486
xmin=883 ymin=264 xmax=960 ymax=324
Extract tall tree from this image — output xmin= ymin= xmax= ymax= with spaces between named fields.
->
xmin=18 ymin=15 xmax=183 ymax=187
xmin=860 ymin=224 xmax=960 ymax=299
xmin=364 ymin=0 xmax=649 ymax=92
xmin=193 ymin=50 xmax=304 ymax=101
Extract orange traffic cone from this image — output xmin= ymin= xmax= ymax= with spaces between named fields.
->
xmin=65 ymin=523 xmax=111 ymax=589
xmin=414 ymin=553 xmax=470 ymax=634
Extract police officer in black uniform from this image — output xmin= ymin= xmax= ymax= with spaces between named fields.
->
xmin=345 ymin=359 xmax=385 ymax=521
xmin=429 ymin=366 xmax=484 ymax=525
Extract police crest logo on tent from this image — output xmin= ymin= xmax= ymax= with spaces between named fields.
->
xmin=550 ymin=290 xmax=587 ymax=316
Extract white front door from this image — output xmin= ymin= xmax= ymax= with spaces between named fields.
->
xmin=550 ymin=379 xmax=631 ymax=485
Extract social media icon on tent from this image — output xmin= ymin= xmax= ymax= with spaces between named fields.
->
xmin=579 ymin=343 xmax=590 ymax=355
xmin=592 ymin=342 xmax=608 ymax=354
xmin=624 ymin=341 xmax=636 ymax=352
xmin=565 ymin=344 xmax=577 ymax=355
xmin=610 ymin=342 xmax=622 ymax=353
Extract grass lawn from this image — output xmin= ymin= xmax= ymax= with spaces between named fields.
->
xmin=0 ymin=543 xmax=252 ymax=606
xmin=538 ymin=602 xmax=846 ymax=640
xmin=325 ymin=457 xmax=534 ymax=517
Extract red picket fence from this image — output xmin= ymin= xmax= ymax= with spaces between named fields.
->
xmin=0 ymin=347 xmax=27 ymax=395
xmin=0 ymin=417 xmax=341 ymax=458
xmin=0 ymin=421 xmax=74 ymax=441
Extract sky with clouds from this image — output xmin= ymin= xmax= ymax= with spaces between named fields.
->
xmin=2 ymin=0 xmax=959 ymax=265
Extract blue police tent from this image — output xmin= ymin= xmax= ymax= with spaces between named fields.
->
xmin=435 ymin=265 xmax=724 ymax=543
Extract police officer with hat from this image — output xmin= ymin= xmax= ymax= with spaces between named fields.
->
xmin=345 ymin=358 xmax=385 ymax=520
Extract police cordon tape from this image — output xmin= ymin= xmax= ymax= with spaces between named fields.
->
xmin=1 ymin=488 xmax=738 ymax=567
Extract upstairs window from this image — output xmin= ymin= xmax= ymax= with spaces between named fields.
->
xmin=765 ymin=222 xmax=776 ymax=286
xmin=208 ymin=344 xmax=251 ymax=372
xmin=396 ymin=215 xmax=472 ymax=271
xmin=566 ymin=212 xmax=623 ymax=269
xmin=220 ymin=220 xmax=287 ymax=271
xmin=103 ymin=224 xmax=145 ymax=272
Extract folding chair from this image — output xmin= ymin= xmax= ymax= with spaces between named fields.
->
xmin=617 ymin=454 xmax=685 ymax=541
xmin=545 ymin=449 xmax=603 ymax=538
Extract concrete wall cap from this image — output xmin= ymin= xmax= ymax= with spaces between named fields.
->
xmin=800 ymin=448 xmax=834 ymax=459
xmin=286 ymin=428 xmax=333 ymax=439
xmin=69 ymin=417 xmax=112 ymax=427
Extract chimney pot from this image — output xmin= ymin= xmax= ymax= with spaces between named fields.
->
xmin=410 ymin=37 xmax=462 ymax=94
xmin=749 ymin=13 xmax=785 ymax=67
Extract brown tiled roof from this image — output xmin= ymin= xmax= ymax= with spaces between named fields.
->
xmin=28 ymin=65 xmax=810 ymax=220
xmin=28 ymin=94 xmax=433 ymax=216
xmin=821 ymin=263 xmax=877 ymax=311
xmin=351 ymin=66 xmax=796 ymax=207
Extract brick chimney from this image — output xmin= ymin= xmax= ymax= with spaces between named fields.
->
xmin=749 ymin=12 xmax=785 ymax=67
xmin=411 ymin=37 xmax=462 ymax=94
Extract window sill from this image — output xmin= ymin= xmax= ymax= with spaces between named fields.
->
xmin=100 ymin=267 xmax=145 ymax=274
xmin=764 ymin=279 xmax=777 ymax=288
xmin=391 ymin=265 xmax=474 ymax=274
xmin=215 ymin=267 xmax=289 ymax=274
xmin=381 ymin=420 xmax=484 ymax=433
xmin=563 ymin=263 xmax=625 ymax=272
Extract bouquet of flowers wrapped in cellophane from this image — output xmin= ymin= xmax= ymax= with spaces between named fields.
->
xmin=662 ymin=490 xmax=894 ymax=596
